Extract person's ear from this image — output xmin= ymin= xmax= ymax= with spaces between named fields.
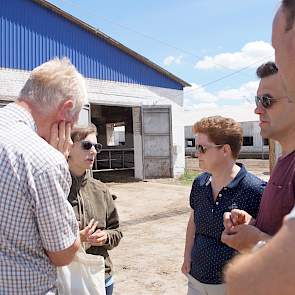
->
xmin=223 ymin=144 xmax=231 ymax=157
xmin=57 ymin=99 xmax=74 ymax=121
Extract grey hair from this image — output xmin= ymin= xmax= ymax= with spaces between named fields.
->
xmin=18 ymin=57 xmax=87 ymax=117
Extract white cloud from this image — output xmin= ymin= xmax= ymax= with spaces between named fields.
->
xmin=184 ymin=80 xmax=259 ymax=108
xmin=195 ymin=41 xmax=274 ymax=70
xmin=192 ymin=102 xmax=218 ymax=109
xmin=181 ymin=103 xmax=258 ymax=125
xmin=163 ymin=55 xmax=183 ymax=66
xmin=182 ymin=79 xmax=260 ymax=124
xmin=164 ymin=56 xmax=174 ymax=65
xmin=217 ymin=81 xmax=259 ymax=101
xmin=184 ymin=83 xmax=219 ymax=107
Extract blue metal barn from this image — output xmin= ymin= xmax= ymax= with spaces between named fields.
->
xmin=0 ymin=0 xmax=189 ymax=89
xmin=0 ymin=0 xmax=190 ymax=179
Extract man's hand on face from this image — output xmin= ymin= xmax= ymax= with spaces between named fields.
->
xmin=49 ymin=121 xmax=73 ymax=159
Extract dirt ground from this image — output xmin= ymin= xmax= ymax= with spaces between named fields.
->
xmin=185 ymin=158 xmax=270 ymax=182
xmin=108 ymin=158 xmax=270 ymax=295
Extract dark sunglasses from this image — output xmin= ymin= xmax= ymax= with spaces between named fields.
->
xmin=255 ymin=95 xmax=277 ymax=109
xmin=81 ymin=141 xmax=102 ymax=152
xmin=196 ymin=144 xmax=223 ymax=154
xmin=255 ymin=95 xmax=291 ymax=109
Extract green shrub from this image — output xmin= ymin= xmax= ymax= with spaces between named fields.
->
xmin=179 ymin=170 xmax=198 ymax=186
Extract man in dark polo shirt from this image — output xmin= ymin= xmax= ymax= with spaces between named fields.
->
xmin=222 ymin=61 xmax=295 ymax=252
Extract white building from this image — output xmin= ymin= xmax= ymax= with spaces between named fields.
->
xmin=0 ymin=0 xmax=190 ymax=180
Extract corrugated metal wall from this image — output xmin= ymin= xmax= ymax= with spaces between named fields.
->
xmin=0 ymin=0 xmax=183 ymax=90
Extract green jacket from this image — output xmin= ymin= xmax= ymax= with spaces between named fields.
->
xmin=68 ymin=172 xmax=123 ymax=279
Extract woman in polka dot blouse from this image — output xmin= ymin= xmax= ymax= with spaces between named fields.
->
xmin=181 ymin=116 xmax=266 ymax=295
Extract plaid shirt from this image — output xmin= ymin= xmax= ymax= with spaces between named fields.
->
xmin=0 ymin=103 xmax=79 ymax=294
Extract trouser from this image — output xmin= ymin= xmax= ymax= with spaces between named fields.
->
xmin=105 ymin=276 xmax=114 ymax=295
xmin=187 ymin=274 xmax=225 ymax=295
xmin=105 ymin=283 xmax=113 ymax=295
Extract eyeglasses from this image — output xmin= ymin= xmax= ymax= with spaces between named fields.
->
xmin=81 ymin=141 xmax=102 ymax=152
xmin=255 ymin=95 xmax=291 ymax=109
xmin=196 ymin=144 xmax=223 ymax=154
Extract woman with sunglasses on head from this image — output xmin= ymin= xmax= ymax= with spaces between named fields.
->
xmin=68 ymin=123 xmax=122 ymax=295
xmin=181 ymin=116 xmax=266 ymax=295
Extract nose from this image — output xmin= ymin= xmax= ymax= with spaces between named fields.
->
xmin=90 ymin=146 xmax=97 ymax=155
xmin=196 ymin=149 xmax=203 ymax=158
xmin=254 ymin=103 xmax=266 ymax=115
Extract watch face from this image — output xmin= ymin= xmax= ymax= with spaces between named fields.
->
xmin=252 ymin=240 xmax=267 ymax=253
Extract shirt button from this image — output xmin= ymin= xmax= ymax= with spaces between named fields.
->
xmin=211 ymin=208 xmax=214 ymax=213
xmin=216 ymin=202 xmax=219 ymax=205
xmin=218 ymin=193 xmax=222 ymax=197
xmin=224 ymin=187 xmax=227 ymax=190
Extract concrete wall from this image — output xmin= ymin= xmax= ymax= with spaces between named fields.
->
xmin=133 ymin=107 xmax=143 ymax=179
xmin=0 ymin=67 xmax=185 ymax=178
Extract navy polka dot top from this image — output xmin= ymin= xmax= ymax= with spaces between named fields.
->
xmin=189 ymin=163 xmax=266 ymax=284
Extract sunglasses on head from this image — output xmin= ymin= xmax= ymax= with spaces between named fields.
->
xmin=81 ymin=141 xmax=102 ymax=152
xmin=195 ymin=144 xmax=223 ymax=154
xmin=255 ymin=95 xmax=291 ymax=109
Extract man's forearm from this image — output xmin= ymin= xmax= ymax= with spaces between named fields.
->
xmin=221 ymin=224 xmax=271 ymax=253
xmin=225 ymin=219 xmax=295 ymax=295
xmin=47 ymin=236 xmax=80 ymax=267
xmin=258 ymin=231 xmax=271 ymax=242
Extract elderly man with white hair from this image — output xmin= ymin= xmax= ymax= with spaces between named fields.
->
xmin=0 ymin=58 xmax=87 ymax=294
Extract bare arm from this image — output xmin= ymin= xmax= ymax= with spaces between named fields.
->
xmin=221 ymin=223 xmax=271 ymax=252
xmin=46 ymin=237 xmax=80 ymax=267
xmin=225 ymin=218 xmax=295 ymax=295
xmin=45 ymin=121 xmax=79 ymax=266
xmin=181 ymin=210 xmax=196 ymax=274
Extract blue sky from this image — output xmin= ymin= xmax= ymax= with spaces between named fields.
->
xmin=48 ymin=0 xmax=280 ymax=122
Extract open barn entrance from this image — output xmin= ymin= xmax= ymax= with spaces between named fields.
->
xmin=91 ymin=104 xmax=135 ymax=182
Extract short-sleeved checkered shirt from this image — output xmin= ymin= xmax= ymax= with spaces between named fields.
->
xmin=0 ymin=103 xmax=79 ymax=294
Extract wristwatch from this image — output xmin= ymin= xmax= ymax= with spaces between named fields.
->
xmin=252 ymin=240 xmax=267 ymax=253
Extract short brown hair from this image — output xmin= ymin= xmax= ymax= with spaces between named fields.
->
xmin=282 ymin=0 xmax=295 ymax=31
xmin=71 ymin=123 xmax=97 ymax=143
xmin=193 ymin=116 xmax=243 ymax=159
